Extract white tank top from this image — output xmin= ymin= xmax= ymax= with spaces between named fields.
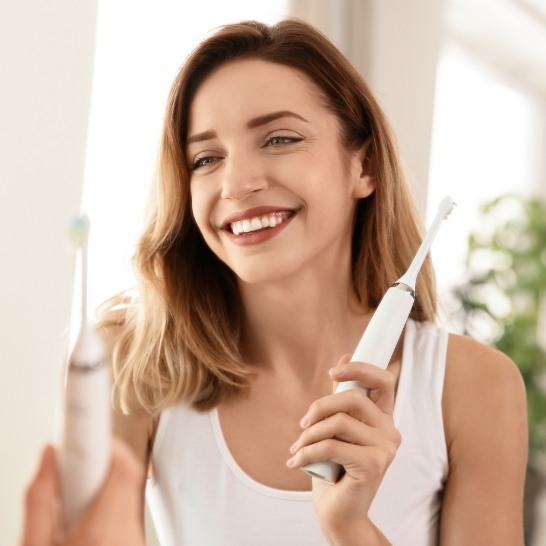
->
xmin=146 ymin=320 xmax=449 ymax=545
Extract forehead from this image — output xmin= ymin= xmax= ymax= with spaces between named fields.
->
xmin=188 ymin=59 xmax=328 ymax=131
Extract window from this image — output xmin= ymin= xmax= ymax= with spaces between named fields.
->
xmin=80 ymin=1 xmax=288 ymax=315
xmin=427 ymin=42 xmax=539 ymax=311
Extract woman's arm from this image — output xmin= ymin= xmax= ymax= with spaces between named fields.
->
xmin=112 ymin=403 xmax=157 ymax=524
xmin=439 ymin=334 xmax=528 ymax=545
xmin=101 ymin=321 xmax=157 ymax=523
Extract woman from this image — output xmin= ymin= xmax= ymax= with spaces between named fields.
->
xmin=21 ymin=18 xmax=527 ymax=546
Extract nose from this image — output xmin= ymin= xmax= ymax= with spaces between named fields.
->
xmin=221 ymin=151 xmax=268 ymax=200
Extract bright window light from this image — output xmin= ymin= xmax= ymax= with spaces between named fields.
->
xmin=81 ymin=1 xmax=288 ymax=316
xmin=427 ymin=42 xmax=537 ymax=308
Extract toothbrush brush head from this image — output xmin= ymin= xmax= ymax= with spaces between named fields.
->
xmin=69 ymin=214 xmax=90 ymax=248
xmin=438 ymin=196 xmax=456 ymax=219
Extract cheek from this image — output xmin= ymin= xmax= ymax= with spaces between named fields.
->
xmin=189 ymin=183 xmax=209 ymax=232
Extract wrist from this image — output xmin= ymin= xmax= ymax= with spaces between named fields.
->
xmin=323 ymin=518 xmax=390 ymax=546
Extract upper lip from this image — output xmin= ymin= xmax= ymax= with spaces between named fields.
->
xmin=221 ymin=206 xmax=297 ymax=229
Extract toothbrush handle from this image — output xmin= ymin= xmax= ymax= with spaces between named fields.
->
xmin=59 ymin=329 xmax=111 ymax=533
xmin=301 ymin=286 xmax=414 ymax=484
xmin=350 ymin=284 xmax=414 ymax=369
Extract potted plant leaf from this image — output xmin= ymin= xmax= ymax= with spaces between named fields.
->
xmin=449 ymin=193 xmax=546 ymax=543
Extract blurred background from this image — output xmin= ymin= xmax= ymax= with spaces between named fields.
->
xmin=1 ymin=0 xmax=545 ymax=544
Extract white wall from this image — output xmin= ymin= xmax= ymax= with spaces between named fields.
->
xmin=289 ymin=0 xmax=446 ymax=216
xmin=366 ymin=0 xmax=445 ymax=215
xmin=0 ymin=1 xmax=97 ymax=543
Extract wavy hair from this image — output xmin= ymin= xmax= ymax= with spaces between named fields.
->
xmin=99 ymin=18 xmax=436 ymax=414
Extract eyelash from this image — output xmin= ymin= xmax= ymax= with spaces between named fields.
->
xmin=264 ymin=134 xmax=303 ymax=147
xmin=189 ymin=156 xmax=218 ymax=171
xmin=189 ymin=134 xmax=303 ymax=171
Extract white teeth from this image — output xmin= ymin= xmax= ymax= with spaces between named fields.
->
xmin=229 ymin=213 xmax=287 ymax=235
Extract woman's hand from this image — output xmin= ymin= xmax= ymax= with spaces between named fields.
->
xmin=20 ymin=438 xmax=146 ymax=546
xmin=286 ymin=355 xmax=400 ymax=544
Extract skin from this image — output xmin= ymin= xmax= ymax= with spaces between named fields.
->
xmin=188 ymin=61 xmax=375 ymax=288
xmin=20 ymin=439 xmax=146 ymax=546
xmin=21 ymin=58 xmax=528 ymax=545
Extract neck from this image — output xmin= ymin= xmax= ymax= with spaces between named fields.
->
xmin=238 ymin=268 xmax=371 ymax=385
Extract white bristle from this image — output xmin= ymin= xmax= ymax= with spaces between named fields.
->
xmin=395 ymin=196 xmax=456 ymax=290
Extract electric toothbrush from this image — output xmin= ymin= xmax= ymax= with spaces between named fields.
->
xmin=302 ymin=196 xmax=456 ymax=484
xmin=59 ymin=215 xmax=111 ymax=533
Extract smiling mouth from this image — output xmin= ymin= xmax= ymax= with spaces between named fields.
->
xmin=227 ymin=211 xmax=294 ymax=236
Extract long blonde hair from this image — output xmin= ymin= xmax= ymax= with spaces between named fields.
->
xmin=99 ymin=19 xmax=436 ymax=414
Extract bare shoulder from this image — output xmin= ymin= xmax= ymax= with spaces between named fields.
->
xmin=444 ymin=333 xmax=525 ymax=412
xmin=112 ymin=403 xmax=157 ymax=469
xmin=439 ymin=331 xmax=528 ymax=543
xmin=445 ymin=331 xmax=524 ymax=382
xmin=443 ymin=332 xmax=527 ymax=458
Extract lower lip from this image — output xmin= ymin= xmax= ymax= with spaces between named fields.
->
xmin=224 ymin=214 xmax=295 ymax=246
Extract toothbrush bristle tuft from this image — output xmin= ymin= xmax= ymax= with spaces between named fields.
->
xmin=438 ymin=196 xmax=456 ymax=219
xmin=69 ymin=215 xmax=90 ymax=247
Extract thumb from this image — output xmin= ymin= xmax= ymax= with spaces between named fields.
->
xmin=20 ymin=445 xmax=59 ymax=546
xmin=331 ymin=353 xmax=351 ymax=393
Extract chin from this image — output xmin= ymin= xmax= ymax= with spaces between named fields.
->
xmin=233 ymin=267 xmax=288 ymax=286
xmin=230 ymin=258 xmax=302 ymax=287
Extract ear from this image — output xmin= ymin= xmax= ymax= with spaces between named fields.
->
xmin=349 ymin=138 xmax=376 ymax=198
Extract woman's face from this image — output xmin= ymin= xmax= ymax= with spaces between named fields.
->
xmin=187 ymin=58 xmax=374 ymax=286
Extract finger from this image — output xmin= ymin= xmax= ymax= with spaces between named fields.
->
xmin=329 ymin=361 xmax=396 ymax=414
xmin=331 ymin=353 xmax=351 ymax=393
xmin=290 ymin=412 xmax=376 ymax=455
xmin=288 ymin=434 xmax=400 ymax=482
xmin=20 ymin=445 xmax=59 ymax=546
xmin=302 ymin=388 xmax=392 ymax=431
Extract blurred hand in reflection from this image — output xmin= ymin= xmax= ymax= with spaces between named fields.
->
xmin=20 ymin=438 xmax=146 ymax=546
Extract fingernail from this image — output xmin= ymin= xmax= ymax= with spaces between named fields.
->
xmin=289 ymin=441 xmax=299 ymax=454
xmin=300 ymin=414 xmax=309 ymax=428
xmin=339 ymin=353 xmax=351 ymax=365
xmin=286 ymin=457 xmax=296 ymax=468
xmin=329 ymin=367 xmax=342 ymax=377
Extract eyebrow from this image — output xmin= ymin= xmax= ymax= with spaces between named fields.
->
xmin=247 ymin=110 xmax=308 ymax=129
xmin=186 ymin=110 xmax=308 ymax=146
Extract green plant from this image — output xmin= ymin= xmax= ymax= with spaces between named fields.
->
xmin=451 ymin=194 xmax=546 ymax=461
